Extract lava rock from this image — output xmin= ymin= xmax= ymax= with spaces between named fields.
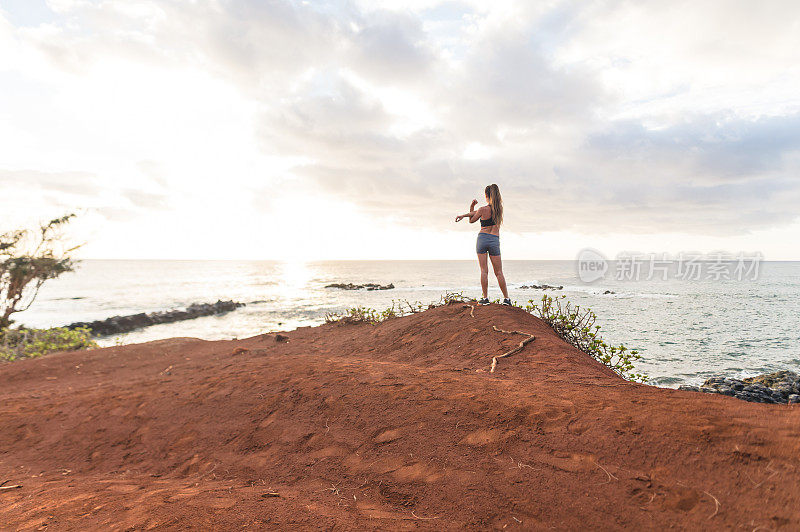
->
xmin=519 ymin=284 xmax=563 ymax=290
xmin=67 ymin=300 xmax=245 ymax=337
xmin=325 ymin=282 xmax=395 ymax=291
xmin=680 ymin=370 xmax=800 ymax=404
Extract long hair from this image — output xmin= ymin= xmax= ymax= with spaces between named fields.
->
xmin=485 ymin=184 xmax=503 ymax=226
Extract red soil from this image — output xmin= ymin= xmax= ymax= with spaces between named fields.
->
xmin=1 ymin=303 xmax=799 ymax=530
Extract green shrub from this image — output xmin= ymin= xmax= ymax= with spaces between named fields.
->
xmin=325 ymin=306 xmax=382 ymax=324
xmin=324 ymin=295 xmax=457 ymax=325
xmin=0 ymin=326 xmax=97 ymax=361
xmin=525 ymin=294 xmax=647 ymax=383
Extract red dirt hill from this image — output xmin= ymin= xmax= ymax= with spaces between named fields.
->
xmin=1 ymin=303 xmax=799 ymax=530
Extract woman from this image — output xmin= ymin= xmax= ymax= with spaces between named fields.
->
xmin=455 ymin=184 xmax=511 ymax=305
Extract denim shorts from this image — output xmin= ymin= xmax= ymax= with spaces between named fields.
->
xmin=476 ymin=233 xmax=501 ymax=256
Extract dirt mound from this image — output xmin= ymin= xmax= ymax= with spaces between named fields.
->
xmin=1 ymin=303 xmax=799 ymax=529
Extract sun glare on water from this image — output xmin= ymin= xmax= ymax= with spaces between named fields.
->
xmin=276 ymin=261 xmax=312 ymax=300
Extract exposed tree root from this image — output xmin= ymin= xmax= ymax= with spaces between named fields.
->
xmin=462 ymin=304 xmax=475 ymax=318
xmin=490 ymin=326 xmax=535 ymax=373
xmin=703 ymin=490 xmax=720 ymax=519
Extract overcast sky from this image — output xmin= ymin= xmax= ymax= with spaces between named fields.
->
xmin=2 ymin=0 xmax=800 ymax=260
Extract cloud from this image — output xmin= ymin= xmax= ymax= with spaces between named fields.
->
xmin=3 ymin=0 xmax=800 ymax=259
xmin=121 ymin=189 xmax=169 ymax=210
xmin=348 ymin=9 xmax=436 ymax=81
xmin=587 ymin=113 xmax=800 ymax=181
xmin=0 ymin=168 xmax=171 ymax=229
xmin=0 ymin=169 xmax=102 ymax=196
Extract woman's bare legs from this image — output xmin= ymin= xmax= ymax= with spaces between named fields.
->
xmin=477 ymin=253 xmax=489 ymax=298
xmin=490 ymin=254 xmax=509 ymax=299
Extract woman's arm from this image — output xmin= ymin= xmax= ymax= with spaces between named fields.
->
xmin=455 ymin=207 xmax=484 ymax=223
xmin=455 ymin=199 xmax=481 ymax=222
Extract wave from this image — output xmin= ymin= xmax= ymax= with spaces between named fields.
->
xmin=559 ymin=285 xmax=677 ymax=299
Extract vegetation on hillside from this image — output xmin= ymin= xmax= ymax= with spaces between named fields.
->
xmin=526 ymin=295 xmax=647 ymax=382
xmin=324 ymin=292 xmax=647 ymax=382
xmin=0 ymin=326 xmax=97 ymax=361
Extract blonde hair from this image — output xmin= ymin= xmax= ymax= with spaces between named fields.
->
xmin=485 ymin=184 xmax=503 ymax=226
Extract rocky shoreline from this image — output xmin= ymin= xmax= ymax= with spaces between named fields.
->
xmin=325 ymin=282 xmax=395 ymax=291
xmin=519 ymin=284 xmax=563 ymax=290
xmin=679 ymin=370 xmax=800 ymax=404
xmin=518 ymin=284 xmax=615 ymax=294
xmin=66 ymin=300 xmax=245 ymax=337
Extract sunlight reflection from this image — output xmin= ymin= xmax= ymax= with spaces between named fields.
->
xmin=276 ymin=261 xmax=312 ymax=299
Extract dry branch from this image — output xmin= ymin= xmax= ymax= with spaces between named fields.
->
xmin=593 ymin=461 xmax=618 ymax=482
xmin=490 ymin=325 xmax=535 ymax=373
xmin=411 ymin=510 xmax=439 ymax=520
xmin=703 ymin=490 xmax=720 ymax=519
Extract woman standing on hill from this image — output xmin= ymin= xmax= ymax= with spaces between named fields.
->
xmin=455 ymin=184 xmax=511 ymax=306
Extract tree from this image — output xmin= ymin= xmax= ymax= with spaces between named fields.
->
xmin=0 ymin=214 xmax=79 ymax=330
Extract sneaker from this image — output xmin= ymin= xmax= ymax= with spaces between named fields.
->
xmin=502 ymin=298 xmax=512 ymax=306
xmin=478 ymin=297 xmax=490 ymax=305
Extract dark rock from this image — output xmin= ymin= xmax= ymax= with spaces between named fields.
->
xmin=681 ymin=370 xmax=800 ymax=404
xmin=519 ymin=284 xmax=563 ymax=290
xmin=325 ymin=282 xmax=394 ymax=291
xmin=275 ymin=334 xmax=289 ymax=343
xmin=67 ymin=300 xmax=245 ymax=337
xmin=603 ymin=290 xmax=615 ymax=295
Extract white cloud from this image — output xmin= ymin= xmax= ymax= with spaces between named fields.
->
xmin=1 ymin=0 xmax=800 ymax=259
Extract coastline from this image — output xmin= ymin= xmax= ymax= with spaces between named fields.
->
xmin=1 ymin=303 xmax=798 ymax=528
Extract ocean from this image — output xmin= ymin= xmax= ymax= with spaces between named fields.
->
xmin=14 ymin=259 xmax=800 ymax=388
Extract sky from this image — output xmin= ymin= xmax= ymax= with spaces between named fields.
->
xmin=1 ymin=0 xmax=800 ymax=260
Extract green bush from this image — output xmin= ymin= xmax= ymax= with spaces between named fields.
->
xmin=0 ymin=326 xmax=97 ymax=361
xmin=325 ymin=305 xmax=382 ymax=324
xmin=323 ymin=292 xmax=476 ymax=325
xmin=525 ymin=294 xmax=647 ymax=383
